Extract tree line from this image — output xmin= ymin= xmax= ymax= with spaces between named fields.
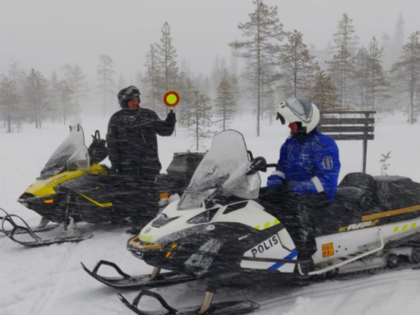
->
xmin=1 ymin=0 xmax=419 ymax=147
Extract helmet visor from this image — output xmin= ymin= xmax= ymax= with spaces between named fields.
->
xmin=285 ymin=98 xmax=313 ymax=123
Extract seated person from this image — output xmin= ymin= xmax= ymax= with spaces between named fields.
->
xmin=267 ymin=98 xmax=341 ymax=268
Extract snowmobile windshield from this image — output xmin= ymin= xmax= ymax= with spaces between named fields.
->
xmin=177 ymin=130 xmax=261 ymax=210
xmin=39 ymin=124 xmax=90 ymax=179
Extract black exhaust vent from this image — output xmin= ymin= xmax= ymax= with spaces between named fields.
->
xmin=151 ymin=214 xmax=179 ymax=228
xmin=223 ymin=202 xmax=248 ymax=215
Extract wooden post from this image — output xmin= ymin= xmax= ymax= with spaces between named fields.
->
xmin=362 ymin=112 xmax=369 ymax=173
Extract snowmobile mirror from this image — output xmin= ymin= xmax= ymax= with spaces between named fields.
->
xmin=276 ymin=113 xmax=286 ymax=125
xmin=246 ymin=157 xmax=267 ymax=175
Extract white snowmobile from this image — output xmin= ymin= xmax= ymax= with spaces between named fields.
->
xmin=83 ymin=130 xmax=420 ymax=315
xmin=1 ymin=123 xmax=204 ymax=247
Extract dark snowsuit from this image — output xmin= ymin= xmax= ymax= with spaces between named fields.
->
xmin=106 ymin=107 xmax=175 ymax=223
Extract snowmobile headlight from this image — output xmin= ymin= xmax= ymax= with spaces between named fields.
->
xmin=187 ymin=208 xmax=219 ymax=224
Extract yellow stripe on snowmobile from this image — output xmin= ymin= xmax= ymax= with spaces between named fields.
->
xmin=76 ymin=192 xmax=113 ymax=208
xmin=25 ymin=164 xmax=107 ymax=197
xmin=362 ymin=204 xmax=420 ymax=222
xmin=254 ymin=218 xmax=281 ymax=230
xmin=393 ymin=222 xmax=418 ymax=233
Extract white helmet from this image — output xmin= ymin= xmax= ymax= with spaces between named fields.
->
xmin=276 ymin=98 xmax=320 ymax=135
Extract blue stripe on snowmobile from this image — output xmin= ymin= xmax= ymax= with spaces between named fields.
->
xmin=267 ymin=249 xmax=298 ymax=270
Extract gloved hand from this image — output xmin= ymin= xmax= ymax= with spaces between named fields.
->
xmin=267 ymin=174 xmax=285 ymax=189
xmin=287 ymin=181 xmax=304 ymax=194
xmin=166 ymin=111 xmax=176 ymax=124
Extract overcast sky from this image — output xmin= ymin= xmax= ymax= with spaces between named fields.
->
xmin=0 ymin=0 xmax=418 ymax=82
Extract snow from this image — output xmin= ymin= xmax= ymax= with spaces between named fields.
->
xmin=0 ymin=113 xmax=419 ymax=315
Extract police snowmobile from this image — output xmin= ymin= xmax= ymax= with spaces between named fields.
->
xmin=83 ymin=130 xmax=420 ymax=315
xmin=0 ymin=124 xmax=204 ymax=247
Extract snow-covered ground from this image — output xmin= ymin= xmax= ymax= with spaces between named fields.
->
xmin=0 ymin=113 xmax=419 ymax=315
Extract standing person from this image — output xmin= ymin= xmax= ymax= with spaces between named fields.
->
xmin=106 ymin=86 xmax=176 ymax=233
xmin=266 ymin=98 xmax=340 ymax=272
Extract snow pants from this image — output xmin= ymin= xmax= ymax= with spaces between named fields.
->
xmin=263 ymin=189 xmax=329 ymax=261
xmin=110 ymin=169 xmax=159 ymax=226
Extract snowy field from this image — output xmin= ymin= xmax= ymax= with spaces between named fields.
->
xmin=0 ymin=113 xmax=419 ymax=315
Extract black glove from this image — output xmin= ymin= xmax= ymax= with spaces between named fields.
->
xmin=166 ymin=111 xmax=176 ymax=124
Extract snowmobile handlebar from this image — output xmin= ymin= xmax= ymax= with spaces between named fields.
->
xmin=246 ymin=156 xmax=282 ymax=175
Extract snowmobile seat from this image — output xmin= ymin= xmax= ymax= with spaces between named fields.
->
xmin=338 ymin=172 xmax=376 ymax=212
xmin=374 ymin=176 xmax=420 ymax=211
xmin=314 ymin=173 xmax=376 ymax=236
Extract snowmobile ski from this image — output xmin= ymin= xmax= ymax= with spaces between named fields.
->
xmin=117 ymin=290 xmax=259 ymax=315
xmin=1 ymin=213 xmax=93 ymax=247
xmin=81 ymin=260 xmax=195 ymax=289
xmin=0 ymin=208 xmax=59 ymax=236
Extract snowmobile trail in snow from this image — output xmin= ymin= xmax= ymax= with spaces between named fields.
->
xmin=252 ymin=268 xmax=420 ymax=314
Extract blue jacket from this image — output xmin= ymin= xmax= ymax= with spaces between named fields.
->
xmin=267 ymin=131 xmax=341 ymax=201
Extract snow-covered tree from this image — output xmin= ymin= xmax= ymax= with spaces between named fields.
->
xmin=328 ymin=13 xmax=358 ymax=108
xmin=214 ymin=69 xmax=236 ymax=131
xmin=309 ymin=67 xmax=338 ymax=111
xmin=143 ymin=44 xmax=162 ymax=112
xmin=25 ymin=69 xmax=49 ymax=128
xmin=0 ymin=77 xmax=20 ymax=133
xmin=391 ymin=31 xmax=420 ymax=124
xmin=366 ymin=37 xmax=389 ymax=111
xmin=279 ymin=30 xmax=317 ymax=98
xmin=96 ymin=54 xmax=115 ymax=116
xmin=55 ymin=80 xmax=75 ymax=125
xmin=157 ymin=22 xmax=178 ymax=105
xmin=62 ymin=64 xmax=89 ymax=112
xmin=230 ymin=0 xmax=284 ymax=136
xmin=186 ymin=90 xmax=213 ymax=150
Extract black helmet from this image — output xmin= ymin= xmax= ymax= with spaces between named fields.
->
xmin=118 ymin=86 xmax=141 ymax=108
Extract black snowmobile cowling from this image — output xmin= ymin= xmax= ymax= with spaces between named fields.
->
xmin=1 ymin=124 xmax=205 ymax=247
xmin=92 ymin=129 xmax=420 ymax=315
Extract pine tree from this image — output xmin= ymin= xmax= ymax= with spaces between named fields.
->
xmin=25 ymin=69 xmax=49 ymax=128
xmin=352 ymin=47 xmax=370 ymax=110
xmin=176 ymin=74 xmax=195 ymax=128
xmin=56 ymin=80 xmax=75 ymax=125
xmin=366 ymin=37 xmax=389 ymax=111
xmin=62 ymin=64 xmax=89 ymax=112
xmin=7 ymin=60 xmax=26 ymax=129
xmin=0 ymin=77 xmax=20 ymax=133
xmin=391 ymin=14 xmax=405 ymax=64
xmin=48 ymin=71 xmax=61 ymax=122
xmin=328 ymin=13 xmax=358 ymax=108
xmin=309 ymin=67 xmax=338 ymax=111
xmin=279 ymin=30 xmax=317 ymax=98
xmin=157 ymin=22 xmax=178 ymax=111
xmin=391 ymin=31 xmax=420 ymax=124
xmin=96 ymin=54 xmax=115 ymax=116
xmin=229 ymin=0 xmax=284 ymax=136
xmin=186 ymin=90 xmax=213 ymax=150
xmin=143 ymin=44 xmax=162 ymax=112
xmin=117 ymin=73 xmax=126 ymax=90
xmin=214 ymin=69 xmax=236 ymax=131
